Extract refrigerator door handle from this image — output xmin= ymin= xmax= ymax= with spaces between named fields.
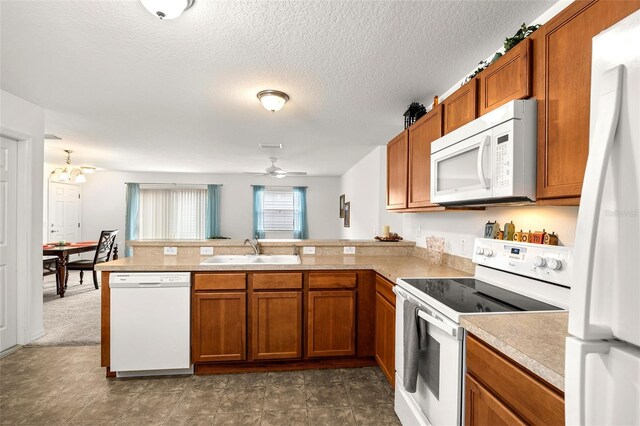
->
xmin=569 ymin=65 xmax=624 ymax=340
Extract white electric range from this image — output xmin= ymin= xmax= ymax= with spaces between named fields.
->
xmin=394 ymin=238 xmax=571 ymax=426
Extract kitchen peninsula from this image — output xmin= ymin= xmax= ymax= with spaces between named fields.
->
xmin=97 ymin=239 xmax=568 ymax=400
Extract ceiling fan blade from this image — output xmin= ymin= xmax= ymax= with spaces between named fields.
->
xmin=243 ymin=172 xmax=269 ymax=176
xmin=285 ymin=172 xmax=308 ymax=176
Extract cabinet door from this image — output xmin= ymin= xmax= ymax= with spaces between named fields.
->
xmin=465 ymin=374 xmax=526 ymax=426
xmin=375 ymin=291 xmax=395 ymax=387
xmin=408 ymin=104 xmax=443 ymax=208
xmin=192 ymin=292 xmax=246 ymax=362
xmin=478 ymin=38 xmax=532 ymax=116
xmin=386 ymin=130 xmax=409 ymax=210
xmin=251 ymin=292 xmax=302 ymax=360
xmin=307 ymin=290 xmax=356 ymax=357
xmin=442 ymin=78 xmax=477 ymax=134
xmin=536 ymin=0 xmax=640 ymax=200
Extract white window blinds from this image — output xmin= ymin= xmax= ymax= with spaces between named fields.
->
xmin=138 ymin=187 xmax=206 ymax=239
xmin=263 ymin=188 xmax=294 ymax=231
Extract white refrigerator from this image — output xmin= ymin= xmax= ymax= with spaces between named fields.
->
xmin=566 ymin=10 xmax=640 ymax=426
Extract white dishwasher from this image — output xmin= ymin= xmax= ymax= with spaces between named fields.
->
xmin=110 ymin=272 xmax=192 ymax=377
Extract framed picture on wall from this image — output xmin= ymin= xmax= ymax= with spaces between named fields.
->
xmin=343 ymin=202 xmax=350 ymax=227
xmin=339 ymin=194 xmax=346 ymax=218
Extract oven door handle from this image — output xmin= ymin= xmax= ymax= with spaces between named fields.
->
xmin=417 ymin=309 xmax=458 ymax=338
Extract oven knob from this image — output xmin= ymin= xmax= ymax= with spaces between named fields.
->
xmin=484 ymin=248 xmax=494 ymax=257
xmin=533 ymin=256 xmax=546 ymax=268
xmin=547 ymin=258 xmax=562 ymax=270
xmin=476 ymin=247 xmax=485 ymax=255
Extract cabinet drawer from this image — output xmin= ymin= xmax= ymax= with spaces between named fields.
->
xmin=375 ymin=274 xmax=395 ymax=306
xmin=466 ymin=334 xmax=564 ymax=425
xmin=194 ymin=273 xmax=247 ymax=291
xmin=309 ymin=272 xmax=357 ymax=289
xmin=252 ymin=273 xmax=302 ymax=290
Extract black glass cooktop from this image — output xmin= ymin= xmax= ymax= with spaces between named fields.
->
xmin=400 ymin=278 xmax=562 ymax=314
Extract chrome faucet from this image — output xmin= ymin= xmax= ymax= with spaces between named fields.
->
xmin=244 ymin=238 xmax=260 ymax=255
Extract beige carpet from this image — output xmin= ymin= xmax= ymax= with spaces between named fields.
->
xmin=29 ymin=272 xmax=101 ymax=346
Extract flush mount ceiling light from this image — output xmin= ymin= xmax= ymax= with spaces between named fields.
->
xmin=50 ymin=150 xmax=96 ymax=184
xmin=140 ymin=0 xmax=195 ymax=20
xmin=257 ymin=90 xmax=290 ymax=112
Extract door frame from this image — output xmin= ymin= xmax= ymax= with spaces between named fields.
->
xmin=0 ymin=127 xmax=43 ymax=354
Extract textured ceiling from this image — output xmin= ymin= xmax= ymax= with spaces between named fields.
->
xmin=1 ymin=0 xmax=553 ymax=175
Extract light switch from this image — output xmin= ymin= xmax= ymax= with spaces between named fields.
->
xmin=302 ymin=246 xmax=316 ymax=255
xmin=200 ymin=247 xmax=214 ymax=255
xmin=163 ymin=246 xmax=178 ymax=255
xmin=343 ymin=246 xmax=356 ymax=255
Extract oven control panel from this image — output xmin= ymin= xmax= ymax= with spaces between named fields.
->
xmin=473 ymin=238 xmax=571 ymax=287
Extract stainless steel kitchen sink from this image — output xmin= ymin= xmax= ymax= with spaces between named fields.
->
xmin=200 ymin=254 xmax=301 ymax=265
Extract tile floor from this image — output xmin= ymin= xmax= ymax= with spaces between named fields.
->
xmin=0 ymin=346 xmax=400 ymax=425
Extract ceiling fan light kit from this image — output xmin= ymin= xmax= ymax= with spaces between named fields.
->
xmin=140 ymin=0 xmax=194 ymax=20
xmin=50 ymin=149 xmax=95 ymax=184
xmin=257 ymin=90 xmax=289 ymax=112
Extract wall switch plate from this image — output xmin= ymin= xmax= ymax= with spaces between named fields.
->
xmin=200 ymin=247 xmax=214 ymax=255
xmin=460 ymin=239 xmax=466 ymax=254
xmin=302 ymin=246 xmax=316 ymax=255
xmin=417 ymin=225 xmax=422 ymax=238
xmin=163 ymin=246 xmax=178 ymax=255
xmin=343 ymin=246 xmax=356 ymax=255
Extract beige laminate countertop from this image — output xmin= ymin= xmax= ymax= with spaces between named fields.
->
xmin=97 ymin=254 xmax=567 ymax=391
xmin=95 ymin=254 xmax=470 ymax=283
xmin=461 ymin=312 xmax=569 ymax=391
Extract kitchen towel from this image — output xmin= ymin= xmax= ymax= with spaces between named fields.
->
xmin=403 ymin=298 xmax=423 ymax=393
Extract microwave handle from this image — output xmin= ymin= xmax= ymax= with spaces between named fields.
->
xmin=477 ymin=135 xmax=490 ymax=189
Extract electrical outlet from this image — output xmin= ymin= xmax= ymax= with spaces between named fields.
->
xmin=417 ymin=225 xmax=422 ymax=238
xmin=343 ymin=246 xmax=356 ymax=255
xmin=200 ymin=247 xmax=214 ymax=255
xmin=302 ymin=246 xmax=316 ymax=255
xmin=460 ymin=239 xmax=466 ymax=254
xmin=163 ymin=246 xmax=178 ymax=255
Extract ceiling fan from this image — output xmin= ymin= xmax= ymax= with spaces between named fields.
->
xmin=244 ymin=157 xmax=308 ymax=179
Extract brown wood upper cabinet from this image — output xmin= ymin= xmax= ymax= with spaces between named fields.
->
xmin=375 ymin=275 xmax=396 ymax=387
xmin=478 ymin=38 xmax=532 ymax=116
xmin=307 ymin=290 xmax=356 ymax=357
xmin=465 ymin=333 xmax=564 ymax=426
xmin=536 ymin=0 xmax=640 ymax=202
xmin=251 ymin=291 xmax=302 ymax=360
xmin=192 ymin=292 xmax=247 ymax=362
xmin=386 ymin=130 xmax=409 ymax=210
xmin=408 ymin=104 xmax=444 ymax=208
xmin=442 ymin=78 xmax=477 ymax=134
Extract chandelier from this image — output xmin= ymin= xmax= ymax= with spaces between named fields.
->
xmin=50 ymin=150 xmax=95 ymax=184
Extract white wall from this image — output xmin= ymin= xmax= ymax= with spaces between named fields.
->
xmin=338 ymin=146 xmax=403 ymax=239
xmin=80 ymin=171 xmax=341 ymax=249
xmin=403 ymin=206 xmax=579 ymax=258
xmin=0 ymin=89 xmax=45 ymax=344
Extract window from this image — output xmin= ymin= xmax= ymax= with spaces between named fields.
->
xmin=138 ymin=186 xmax=206 ymax=239
xmin=263 ymin=188 xmax=294 ymax=231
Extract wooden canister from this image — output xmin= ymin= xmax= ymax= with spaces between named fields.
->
xmin=503 ymin=221 xmax=515 ymax=241
xmin=544 ymin=232 xmax=559 ymax=245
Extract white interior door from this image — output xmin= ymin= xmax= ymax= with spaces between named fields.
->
xmin=0 ymin=137 xmax=18 ymax=352
xmin=48 ymin=182 xmax=81 ymax=243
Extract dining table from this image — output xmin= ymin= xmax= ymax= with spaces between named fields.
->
xmin=43 ymin=242 xmax=118 ymax=297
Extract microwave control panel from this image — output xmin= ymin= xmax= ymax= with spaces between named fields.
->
xmin=494 ymin=131 xmax=512 ymax=190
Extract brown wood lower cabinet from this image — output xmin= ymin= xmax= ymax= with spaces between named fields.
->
xmin=307 ymin=290 xmax=356 ymax=357
xmin=375 ymin=275 xmax=395 ymax=387
xmin=465 ymin=374 xmax=526 ymax=426
xmin=251 ymin=291 xmax=302 ymax=360
xmin=465 ymin=333 xmax=564 ymax=426
xmin=192 ymin=292 xmax=247 ymax=362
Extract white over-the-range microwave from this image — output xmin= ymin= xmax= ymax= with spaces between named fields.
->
xmin=430 ymin=99 xmax=537 ymax=206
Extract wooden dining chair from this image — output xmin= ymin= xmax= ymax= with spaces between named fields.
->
xmin=65 ymin=230 xmax=118 ymax=289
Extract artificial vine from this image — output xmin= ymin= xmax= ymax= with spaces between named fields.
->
xmin=463 ymin=23 xmax=540 ymax=85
